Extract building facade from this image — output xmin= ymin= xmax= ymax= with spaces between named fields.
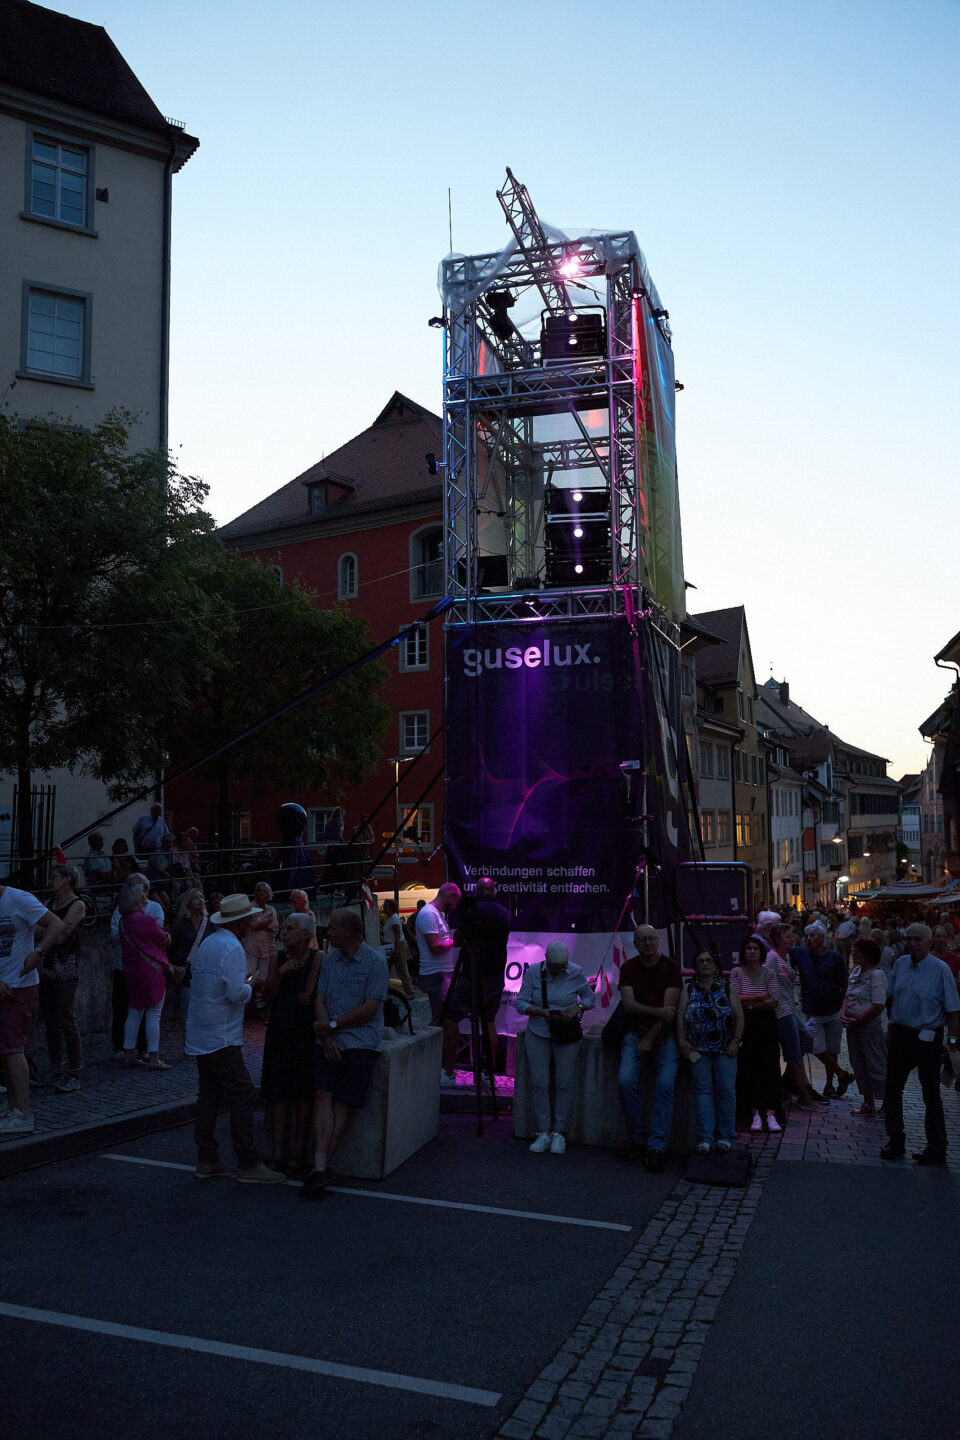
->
xmin=0 ymin=0 xmax=198 ymax=864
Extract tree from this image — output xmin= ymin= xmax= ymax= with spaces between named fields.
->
xmin=124 ymin=545 xmax=391 ymax=846
xmin=0 ymin=411 xmax=214 ymax=880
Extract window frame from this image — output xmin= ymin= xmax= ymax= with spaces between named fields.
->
xmin=22 ymin=126 xmax=98 ymax=236
xmin=18 ymin=281 xmax=94 ymax=388
xmin=409 ymin=524 xmax=444 ymax=602
xmin=717 ymin=811 xmax=731 ymax=846
xmin=399 ymin=709 xmax=430 ymax=755
xmin=399 ymin=626 xmax=429 ymax=672
xmin=396 ymin=803 xmax=434 ymax=849
xmin=337 ymin=551 xmax=358 ymax=600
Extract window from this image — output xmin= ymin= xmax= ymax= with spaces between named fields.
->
xmin=411 ymin=527 xmax=443 ymax=600
xmin=702 ymin=811 xmax=715 ymax=847
xmin=20 ymin=284 xmax=92 ymax=385
xmin=307 ymin=481 xmax=328 ymax=516
xmin=736 ymin=814 xmax=744 ymax=847
xmin=734 ymin=751 xmax=741 ymax=782
xmin=717 ymin=745 xmax=729 ymax=780
xmin=760 ymin=813 xmax=766 ymax=842
xmin=397 ymin=803 xmax=433 ymax=848
xmin=758 ymin=757 xmax=764 ymax=785
xmin=681 ymin=662 xmax=693 ymax=697
xmin=308 ymin=807 xmax=341 ymax=845
xmin=338 ymin=552 xmax=358 ymax=599
xmin=850 ymin=793 xmax=898 ymax=816
xmin=399 ymin=710 xmax=429 ymax=754
xmin=265 ymin=564 xmax=283 ymax=584
xmin=26 ymin=132 xmax=95 ymax=231
xmin=400 ymin=626 xmax=429 ymax=671
xmin=748 ymin=697 xmax=754 ymax=724
xmin=751 ymin=754 xmax=758 ymax=785
xmin=717 ymin=811 xmax=731 ymax=845
xmin=699 ymin=741 xmax=714 ymax=778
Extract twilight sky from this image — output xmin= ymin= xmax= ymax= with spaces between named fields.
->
xmin=55 ymin=0 xmax=960 ymax=779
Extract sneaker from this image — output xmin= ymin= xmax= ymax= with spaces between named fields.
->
xmin=299 ymin=1167 xmax=335 ymax=1198
xmin=645 ymin=1149 xmax=665 ymax=1174
xmin=913 ymin=1150 xmax=947 ymax=1166
xmin=0 ymin=1108 xmax=35 ymax=1137
xmin=616 ymin=1140 xmax=648 ymax=1162
xmin=195 ymin=1159 xmax=238 ymax=1179
xmin=235 ymin=1162 xmax=287 ymax=1184
xmin=750 ymin=1112 xmax=763 ymax=1132
xmin=55 ymin=1074 xmax=81 ymax=1094
xmin=766 ymin=1115 xmax=782 ymax=1133
xmin=549 ymin=1132 xmax=566 ymax=1155
xmin=439 ymin=1070 xmax=458 ymax=1088
xmin=529 ymin=1131 xmax=553 ymax=1153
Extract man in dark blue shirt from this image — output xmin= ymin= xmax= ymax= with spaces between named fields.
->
xmin=792 ymin=921 xmax=852 ymax=1100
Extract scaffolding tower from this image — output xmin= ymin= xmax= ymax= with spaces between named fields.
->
xmin=440 ymin=169 xmax=685 ymax=630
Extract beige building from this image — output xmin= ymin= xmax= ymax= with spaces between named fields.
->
xmin=0 ymin=0 xmax=197 ymax=866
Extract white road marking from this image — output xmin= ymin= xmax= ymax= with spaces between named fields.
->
xmin=101 ymin=1152 xmax=632 ymax=1232
xmin=0 ymin=1301 xmax=500 ymax=1406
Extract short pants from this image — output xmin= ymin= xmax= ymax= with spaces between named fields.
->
xmin=313 ymin=1046 xmax=379 ymax=1108
xmin=806 ymin=1012 xmax=843 ymax=1056
xmin=0 ymin=985 xmax=38 ymax=1055
xmin=777 ymin=1013 xmax=803 ymax=1067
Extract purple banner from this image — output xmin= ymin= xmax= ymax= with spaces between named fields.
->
xmin=444 ymin=619 xmax=654 ymax=931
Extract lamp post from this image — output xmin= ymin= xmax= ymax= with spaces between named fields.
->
xmin=388 ymin=755 xmax=416 ymax=908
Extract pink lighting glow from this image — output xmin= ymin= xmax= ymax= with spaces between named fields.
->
xmin=559 ymin=256 xmax=582 ymax=278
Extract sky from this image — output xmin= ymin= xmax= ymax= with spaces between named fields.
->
xmin=53 ymin=0 xmax=960 ymax=780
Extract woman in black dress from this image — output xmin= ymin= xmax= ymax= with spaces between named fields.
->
xmin=260 ymin=913 xmax=323 ymax=1174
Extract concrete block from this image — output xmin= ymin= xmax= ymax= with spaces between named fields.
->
xmin=513 ymin=1032 xmax=697 ymax=1154
xmin=332 ymin=1028 xmax=442 ymax=1179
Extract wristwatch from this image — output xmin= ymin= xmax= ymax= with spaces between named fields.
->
xmin=329 ymin=1019 xmax=338 ymax=1032
xmin=948 ymin=1036 xmax=958 ymax=1047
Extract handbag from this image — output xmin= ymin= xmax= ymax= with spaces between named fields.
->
xmin=541 ymin=964 xmax=582 ymax=1045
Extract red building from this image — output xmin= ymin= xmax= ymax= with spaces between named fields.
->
xmin=182 ymin=392 xmax=447 ymax=891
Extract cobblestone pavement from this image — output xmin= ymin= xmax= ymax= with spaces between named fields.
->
xmin=492 ymin=1062 xmax=960 ymax=1440
xmin=2 ymin=1022 xmax=265 ymax=1143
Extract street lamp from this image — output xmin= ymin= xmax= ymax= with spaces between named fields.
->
xmin=388 ymin=755 xmax=416 ymax=907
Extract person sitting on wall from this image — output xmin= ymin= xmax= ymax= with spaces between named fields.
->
xmin=300 ymin=908 xmax=389 ymax=1198
xmin=615 ymin=924 xmax=682 ymax=1174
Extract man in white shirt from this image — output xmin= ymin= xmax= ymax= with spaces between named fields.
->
xmin=0 ymin=884 xmax=63 ymax=1136
xmin=132 ymin=803 xmax=170 ymax=859
xmin=185 ymin=893 xmax=285 ymax=1184
xmin=415 ymin=882 xmax=461 ymax=1084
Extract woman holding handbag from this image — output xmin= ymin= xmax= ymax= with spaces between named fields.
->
xmin=676 ymin=951 xmax=744 ymax=1153
xmin=515 ymin=941 xmax=595 ymax=1155
xmin=117 ymin=881 xmax=171 ymax=1071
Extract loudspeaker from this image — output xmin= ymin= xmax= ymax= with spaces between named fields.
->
xmin=679 ymin=917 xmax=753 ymax=973
xmin=676 ymin=861 xmax=752 ymax=919
xmin=685 ymin=1148 xmax=754 ymax=1187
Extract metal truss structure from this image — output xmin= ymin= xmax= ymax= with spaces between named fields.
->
xmin=440 ymin=169 xmax=674 ymax=628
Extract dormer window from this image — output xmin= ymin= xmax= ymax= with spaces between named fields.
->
xmin=307 ymin=481 xmax=328 ymax=516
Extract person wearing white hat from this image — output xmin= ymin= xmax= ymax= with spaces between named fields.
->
xmin=185 ymin=893 xmax=285 ymax=1183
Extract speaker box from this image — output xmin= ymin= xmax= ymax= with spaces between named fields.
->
xmin=676 ymin=861 xmax=752 ymax=919
xmin=685 ymin=1148 xmax=754 ymax=1187
xmin=679 ymin=917 xmax=753 ymax=973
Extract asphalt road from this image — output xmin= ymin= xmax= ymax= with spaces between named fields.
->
xmin=676 ymin=1163 xmax=960 ymax=1440
xmin=1 ymin=1115 xmax=679 ymax=1440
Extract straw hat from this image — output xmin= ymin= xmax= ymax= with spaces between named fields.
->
xmin=210 ymin=893 xmax=263 ymax=926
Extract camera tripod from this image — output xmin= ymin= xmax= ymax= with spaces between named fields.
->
xmin=438 ymin=944 xmax=500 ymax=1137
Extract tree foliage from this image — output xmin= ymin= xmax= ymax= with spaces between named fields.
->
xmin=0 ymin=411 xmax=390 ymax=867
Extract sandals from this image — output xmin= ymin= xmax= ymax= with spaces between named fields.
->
xmin=850 ymin=1105 xmax=877 ymax=1116
xmin=144 ymin=1060 xmax=170 ymax=1071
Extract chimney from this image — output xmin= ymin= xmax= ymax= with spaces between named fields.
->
xmin=779 ymin=680 xmax=790 ymax=706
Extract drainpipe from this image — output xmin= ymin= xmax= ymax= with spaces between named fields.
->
xmin=159 ymin=133 xmax=177 ymax=454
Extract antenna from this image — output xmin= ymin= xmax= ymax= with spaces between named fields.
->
xmin=448 ymin=187 xmax=453 ymax=252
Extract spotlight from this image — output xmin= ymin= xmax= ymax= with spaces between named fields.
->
xmin=427 ymin=315 xmax=446 ymax=329
xmin=575 ymin=564 xmax=584 ymax=574
xmin=574 ymin=527 xmax=584 ymax=538
xmin=573 ymin=491 xmax=583 ymax=502
xmin=486 ymin=289 xmax=517 ymax=342
xmin=559 ymin=254 xmax=582 ymax=279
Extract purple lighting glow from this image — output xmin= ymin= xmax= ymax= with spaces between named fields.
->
xmin=559 ymin=256 xmax=582 ymax=278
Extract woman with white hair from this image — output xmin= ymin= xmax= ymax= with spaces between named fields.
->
xmin=259 ymin=911 xmax=323 ymax=1173
xmin=117 ymin=881 xmax=171 ymax=1070
xmin=515 ymin=941 xmax=596 ymax=1155
xmin=243 ymin=881 xmax=279 ymax=1020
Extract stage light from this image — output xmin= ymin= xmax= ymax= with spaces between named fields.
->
xmin=574 ymin=564 xmax=583 ymax=574
xmin=573 ymin=491 xmax=583 ymax=502
xmin=574 ymin=527 xmax=584 ymax=538
xmin=559 ymin=255 xmax=582 ymax=278
xmin=486 ymin=289 xmax=517 ymax=342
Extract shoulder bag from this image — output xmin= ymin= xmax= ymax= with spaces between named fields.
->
xmin=541 ymin=964 xmax=582 ymax=1045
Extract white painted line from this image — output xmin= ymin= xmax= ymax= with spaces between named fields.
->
xmin=0 ymin=1301 xmax=500 ymax=1407
xmin=101 ymin=1153 xmax=632 ymax=1232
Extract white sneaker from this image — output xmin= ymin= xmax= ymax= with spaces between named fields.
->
xmin=439 ymin=1070 xmax=458 ymax=1088
xmin=549 ymin=1132 xmax=566 ymax=1155
xmin=529 ymin=1131 xmax=553 ymax=1153
xmin=750 ymin=1112 xmax=763 ymax=1132
xmin=766 ymin=1115 xmax=782 ymax=1133
xmin=0 ymin=1108 xmax=35 ymax=1137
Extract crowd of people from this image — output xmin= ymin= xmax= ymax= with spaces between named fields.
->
xmin=2 ymin=870 xmax=959 ymax=1173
